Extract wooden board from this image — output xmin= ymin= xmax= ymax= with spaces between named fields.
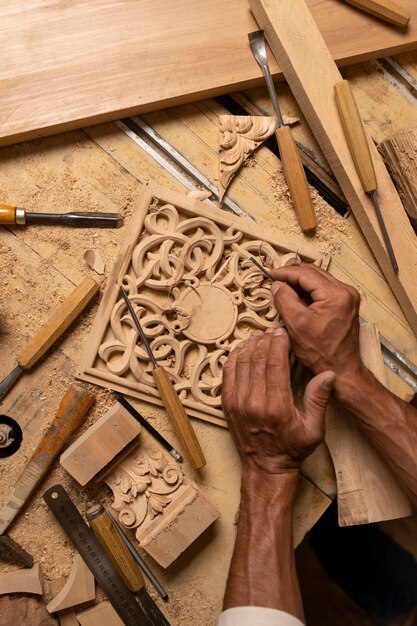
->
xmin=249 ymin=0 xmax=417 ymax=337
xmin=2 ymin=0 xmax=417 ymax=147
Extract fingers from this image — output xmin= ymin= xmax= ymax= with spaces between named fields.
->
xmin=303 ymin=370 xmax=336 ymax=437
xmin=271 ymin=281 xmax=306 ymax=327
xmin=265 ymin=328 xmax=291 ymax=396
xmin=270 ymin=264 xmax=339 ymax=301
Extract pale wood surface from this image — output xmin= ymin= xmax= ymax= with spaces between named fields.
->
xmin=249 ymin=0 xmax=417 ymax=336
xmin=0 ymin=563 xmax=42 ymax=596
xmin=326 ymin=322 xmax=412 ymax=526
xmin=2 ymin=1 xmax=417 ymax=147
xmin=60 ymin=403 xmax=142 ymax=486
xmin=47 ymin=553 xmax=95 ymax=614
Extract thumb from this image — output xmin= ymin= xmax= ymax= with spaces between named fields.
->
xmin=272 ymin=281 xmax=305 ymax=324
xmin=303 ymin=370 xmax=336 ymax=428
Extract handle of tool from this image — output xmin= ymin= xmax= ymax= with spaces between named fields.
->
xmin=17 ymin=277 xmax=100 ymax=370
xmin=0 ymin=205 xmax=17 ymax=225
xmin=275 ymin=126 xmax=317 ymax=233
xmin=344 ymin=0 xmax=410 ymax=27
xmin=334 ymin=80 xmax=378 ymax=193
xmin=152 ymin=367 xmax=206 ymax=470
xmin=87 ymin=506 xmax=145 ymax=593
xmin=0 ymin=385 xmax=94 ymax=535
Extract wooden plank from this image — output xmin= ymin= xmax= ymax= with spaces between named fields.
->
xmin=0 ymin=563 xmax=42 ymax=596
xmin=249 ymin=0 xmax=417 ymax=337
xmin=325 ymin=322 xmax=412 ymax=526
xmin=2 ymin=0 xmax=417 ymax=147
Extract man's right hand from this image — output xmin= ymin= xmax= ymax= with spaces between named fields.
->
xmin=270 ymin=265 xmax=363 ymax=390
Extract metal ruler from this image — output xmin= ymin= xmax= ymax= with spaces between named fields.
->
xmin=43 ymin=484 xmax=149 ymax=626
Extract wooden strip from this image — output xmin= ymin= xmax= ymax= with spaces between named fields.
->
xmin=77 ymin=602 xmax=124 ymax=626
xmin=325 ymin=322 xmax=412 ymax=526
xmin=2 ymin=0 xmax=417 ymax=147
xmin=249 ymin=0 xmax=417 ymax=336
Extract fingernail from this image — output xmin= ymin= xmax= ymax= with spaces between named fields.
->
xmin=271 ymin=281 xmax=283 ymax=296
xmin=265 ymin=327 xmax=274 ymax=334
xmin=251 ymin=330 xmax=263 ymax=337
xmin=272 ymin=327 xmax=285 ymax=336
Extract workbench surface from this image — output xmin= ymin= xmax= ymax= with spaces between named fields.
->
xmin=1 ymin=49 xmax=417 ymax=625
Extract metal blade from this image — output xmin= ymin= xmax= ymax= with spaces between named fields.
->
xmin=0 ymin=365 xmax=23 ymax=402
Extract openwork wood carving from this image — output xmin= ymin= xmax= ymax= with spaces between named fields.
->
xmin=77 ymin=184 xmax=329 ymax=426
xmin=218 ymin=114 xmax=277 ymax=201
xmin=105 ymin=446 xmax=219 ymax=567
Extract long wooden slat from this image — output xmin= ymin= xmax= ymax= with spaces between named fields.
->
xmin=2 ymin=0 xmax=417 ymax=147
xmin=249 ymin=0 xmax=417 ymax=337
xmin=326 ymin=322 xmax=412 ymax=526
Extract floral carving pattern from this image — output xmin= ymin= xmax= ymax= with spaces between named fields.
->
xmin=105 ymin=448 xmax=183 ymax=533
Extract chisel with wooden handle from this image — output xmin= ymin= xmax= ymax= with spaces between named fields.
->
xmin=0 ymin=205 xmax=123 ymax=228
xmin=120 ymin=286 xmax=206 ymax=470
xmin=334 ymin=79 xmax=398 ymax=272
xmin=344 ymin=0 xmax=410 ymax=27
xmin=0 ymin=385 xmax=94 ymax=535
xmin=248 ymin=29 xmax=317 ymax=233
xmin=87 ymin=505 xmax=170 ymax=626
xmin=0 ymin=277 xmax=100 ymax=401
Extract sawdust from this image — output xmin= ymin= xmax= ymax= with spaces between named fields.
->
xmin=269 ymin=172 xmax=350 ymax=257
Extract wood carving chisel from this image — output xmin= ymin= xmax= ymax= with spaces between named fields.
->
xmin=0 ymin=205 xmax=123 ymax=228
xmin=334 ymin=79 xmax=398 ymax=272
xmin=87 ymin=505 xmax=171 ymax=625
xmin=0 ymin=385 xmax=94 ymax=535
xmin=0 ymin=277 xmax=100 ymax=401
xmin=248 ymin=30 xmax=317 ymax=234
xmin=343 ymin=0 xmax=410 ymax=27
xmin=119 ymin=286 xmax=206 ymax=470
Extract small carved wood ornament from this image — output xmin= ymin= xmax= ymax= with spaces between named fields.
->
xmin=77 ymin=184 xmax=329 ymax=427
xmin=218 ymin=114 xmax=277 ymax=201
xmin=105 ymin=446 xmax=219 ymax=567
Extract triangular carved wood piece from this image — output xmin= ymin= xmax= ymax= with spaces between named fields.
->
xmin=218 ymin=115 xmax=277 ymax=201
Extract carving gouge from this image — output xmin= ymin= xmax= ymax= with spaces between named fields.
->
xmin=87 ymin=505 xmax=171 ymax=625
xmin=248 ymin=30 xmax=317 ymax=234
xmin=334 ymin=80 xmax=398 ymax=272
xmin=119 ymin=286 xmax=206 ymax=470
xmin=0 ymin=205 xmax=123 ymax=228
xmin=344 ymin=0 xmax=410 ymax=27
xmin=0 ymin=277 xmax=100 ymax=401
xmin=0 ymin=385 xmax=94 ymax=534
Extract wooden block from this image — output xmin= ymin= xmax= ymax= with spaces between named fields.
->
xmin=0 ymin=563 xmax=42 ymax=596
xmin=325 ymin=322 xmax=412 ymax=525
xmin=60 ymin=404 xmax=142 ymax=485
xmin=1 ymin=1 xmax=417 ymax=147
xmin=105 ymin=446 xmax=219 ymax=568
xmin=249 ymin=0 xmax=417 ymax=336
xmin=58 ymin=609 xmax=80 ymax=626
xmin=77 ymin=602 xmax=124 ymax=626
xmin=293 ymin=476 xmax=332 ymax=547
xmin=47 ymin=553 xmax=95 ymax=613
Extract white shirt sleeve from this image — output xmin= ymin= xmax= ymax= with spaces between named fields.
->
xmin=216 ymin=606 xmax=305 ymax=626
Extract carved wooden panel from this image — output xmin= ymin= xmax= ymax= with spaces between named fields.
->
xmin=77 ymin=184 xmax=329 ymax=426
xmin=218 ymin=114 xmax=277 ymax=201
xmin=104 ymin=446 xmax=219 ymax=567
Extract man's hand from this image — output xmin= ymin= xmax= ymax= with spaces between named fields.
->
xmin=222 ymin=327 xmax=335 ymax=473
xmin=271 ymin=265 xmax=362 ymax=386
